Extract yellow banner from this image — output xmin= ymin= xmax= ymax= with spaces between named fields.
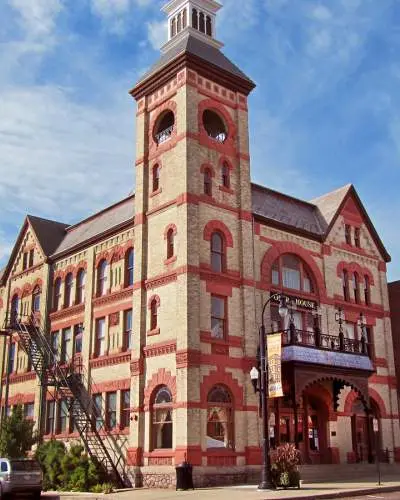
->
xmin=267 ymin=333 xmax=283 ymax=398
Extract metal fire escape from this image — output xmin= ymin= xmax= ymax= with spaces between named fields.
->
xmin=6 ymin=314 xmax=126 ymax=487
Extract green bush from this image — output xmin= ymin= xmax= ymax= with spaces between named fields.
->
xmin=91 ymin=483 xmax=114 ymax=494
xmin=36 ymin=440 xmax=66 ymax=491
xmin=0 ymin=405 xmax=37 ymax=459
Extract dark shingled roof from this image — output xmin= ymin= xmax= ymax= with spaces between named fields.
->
xmin=251 ymin=184 xmax=327 ymax=238
xmin=137 ymin=33 xmax=254 ymax=86
xmin=52 ymin=195 xmax=134 ymax=257
xmin=27 ymin=215 xmax=69 ymax=257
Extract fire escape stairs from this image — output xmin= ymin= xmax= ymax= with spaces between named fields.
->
xmin=8 ymin=315 xmax=127 ymax=487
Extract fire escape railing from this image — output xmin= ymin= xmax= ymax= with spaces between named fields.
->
xmin=4 ymin=314 xmax=127 ymax=487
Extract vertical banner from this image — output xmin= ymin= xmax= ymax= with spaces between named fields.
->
xmin=267 ymin=333 xmax=283 ymax=398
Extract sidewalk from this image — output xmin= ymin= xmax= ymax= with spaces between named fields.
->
xmin=43 ymin=479 xmax=400 ymax=500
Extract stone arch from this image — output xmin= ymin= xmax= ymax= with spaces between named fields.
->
xmin=260 ymin=241 xmax=326 ymax=300
xmin=200 ymin=368 xmax=243 ymax=410
xmin=200 ymin=163 xmax=216 ymax=177
xmin=203 ymin=220 xmax=234 ymax=248
xmin=198 ymin=98 xmax=237 ymax=146
xmin=164 ymin=223 xmax=177 ymax=240
xmin=143 ymin=368 xmax=177 ymax=407
xmin=147 ymin=294 xmax=160 ymax=309
xmin=337 ymin=262 xmax=375 ymax=285
xmin=368 ymin=388 xmax=387 ymax=418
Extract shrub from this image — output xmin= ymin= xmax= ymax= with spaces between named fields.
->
xmin=271 ymin=443 xmax=301 ymax=488
xmin=0 ymin=405 xmax=37 ymax=459
xmin=91 ymin=483 xmax=114 ymax=494
xmin=36 ymin=440 xmax=66 ymax=491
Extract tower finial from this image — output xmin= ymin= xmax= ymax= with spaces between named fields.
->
xmin=162 ymin=0 xmax=223 ymax=51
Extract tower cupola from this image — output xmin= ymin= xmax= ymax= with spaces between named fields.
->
xmin=162 ymin=0 xmax=223 ymax=51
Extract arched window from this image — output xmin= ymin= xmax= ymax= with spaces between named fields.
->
xmin=221 ymin=162 xmax=230 ymax=188
xmin=206 ymin=16 xmax=212 ymax=36
xmin=354 ymin=227 xmax=361 ymax=248
xmin=204 ymin=168 xmax=212 ymax=196
xmin=53 ymin=278 xmax=62 ymax=311
xmin=353 ymin=273 xmax=360 ymax=304
xmin=167 ymin=229 xmax=174 ymax=260
xmin=192 ymin=8 xmax=198 ymax=29
xmin=97 ymin=260 xmax=108 ymax=297
xmin=154 ymin=110 xmax=175 ymax=145
xmin=199 ymin=12 xmax=205 ymax=33
xmin=64 ymin=273 xmax=73 ymax=308
xmin=203 ymin=110 xmax=227 ymax=143
xmin=342 ymin=270 xmax=350 ymax=302
xmin=150 ymin=299 xmax=158 ymax=331
xmin=11 ymin=295 xmax=19 ymax=324
xmin=364 ymin=275 xmax=370 ymax=306
xmin=152 ymin=164 xmax=160 ymax=192
xmin=32 ymin=286 xmax=41 ymax=313
xmin=270 ymin=254 xmax=315 ymax=293
xmin=126 ymin=248 xmax=134 ymax=287
xmin=177 ymin=12 xmax=182 ymax=33
xmin=76 ymin=269 xmax=86 ymax=304
xmin=171 ymin=17 xmax=176 ymax=37
xmin=211 ymin=232 xmax=224 ymax=272
xmin=152 ymin=386 xmax=173 ymax=450
xmin=207 ymin=385 xmax=234 ymax=449
xmin=182 ymin=8 xmax=187 ymax=28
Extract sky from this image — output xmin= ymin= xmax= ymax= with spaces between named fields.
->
xmin=0 ymin=0 xmax=399 ymax=280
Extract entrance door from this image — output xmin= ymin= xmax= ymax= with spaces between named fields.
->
xmin=351 ymin=398 xmax=371 ymax=462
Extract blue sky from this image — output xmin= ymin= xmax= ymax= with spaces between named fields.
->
xmin=0 ymin=0 xmax=399 ymax=280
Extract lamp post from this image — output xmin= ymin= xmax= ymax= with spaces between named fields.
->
xmin=250 ymin=293 xmax=288 ymax=490
xmin=357 ymin=312 xmax=368 ymax=355
xmin=335 ymin=307 xmax=345 ymax=351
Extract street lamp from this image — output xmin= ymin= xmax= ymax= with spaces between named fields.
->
xmin=335 ymin=307 xmax=345 ymax=351
xmin=250 ymin=293 xmax=288 ymax=490
xmin=357 ymin=312 xmax=368 ymax=355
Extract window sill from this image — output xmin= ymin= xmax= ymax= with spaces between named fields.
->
xmin=219 ymin=185 xmax=234 ymax=195
xmin=164 ymin=256 xmax=177 ymax=266
xmin=147 ymin=327 xmax=160 ymax=337
xmin=150 ymin=188 xmax=162 ymax=198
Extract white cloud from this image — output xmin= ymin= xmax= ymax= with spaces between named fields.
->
xmin=311 ymin=5 xmax=332 ymax=21
xmin=8 ymin=0 xmax=63 ymax=38
xmin=147 ymin=20 xmax=167 ymax=50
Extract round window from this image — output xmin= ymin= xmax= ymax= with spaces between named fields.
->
xmin=153 ymin=110 xmax=175 ymax=145
xmin=202 ymin=109 xmax=227 ymax=143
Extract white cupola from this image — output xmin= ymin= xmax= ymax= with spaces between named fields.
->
xmin=162 ymin=0 xmax=223 ymax=51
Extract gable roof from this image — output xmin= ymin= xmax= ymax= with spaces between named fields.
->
xmin=311 ymin=184 xmax=352 ymax=227
xmin=52 ymin=195 xmax=135 ymax=258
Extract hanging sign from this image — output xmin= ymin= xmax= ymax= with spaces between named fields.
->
xmin=267 ymin=333 xmax=283 ymax=398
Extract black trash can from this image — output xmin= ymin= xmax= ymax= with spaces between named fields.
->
xmin=175 ymin=461 xmax=194 ymax=490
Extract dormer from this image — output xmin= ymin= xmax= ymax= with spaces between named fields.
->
xmin=162 ymin=0 xmax=223 ymax=51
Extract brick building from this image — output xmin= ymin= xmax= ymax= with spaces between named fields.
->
xmin=0 ymin=0 xmax=399 ymax=488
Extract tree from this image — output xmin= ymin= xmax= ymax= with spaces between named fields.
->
xmin=0 ymin=405 xmax=37 ymax=458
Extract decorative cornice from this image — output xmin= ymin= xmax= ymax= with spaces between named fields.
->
xmin=130 ymin=358 xmax=144 ymax=376
xmin=89 ymin=352 xmax=131 ymax=369
xmin=50 ymin=303 xmax=85 ymax=322
xmin=5 ymin=371 xmax=36 ymax=385
xmin=143 ymin=341 xmax=177 ymax=358
xmin=145 ymin=271 xmax=177 ymax=290
xmin=92 ymin=286 xmax=133 ymax=308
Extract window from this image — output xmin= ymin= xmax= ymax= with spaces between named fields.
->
xmin=353 ymin=273 xmax=360 ymax=304
xmin=22 ymin=252 xmax=28 ymax=270
xmin=8 ymin=343 xmax=15 ymax=374
xmin=342 ymin=270 xmax=350 ymax=302
xmin=211 ymin=232 xmax=224 ymax=272
xmin=282 ymin=255 xmax=301 ymax=290
xmin=171 ymin=17 xmax=176 ymax=37
xmin=73 ymin=324 xmax=83 ymax=356
xmin=177 ymin=12 xmax=182 ymax=32
xmin=154 ymin=111 xmax=175 ymax=145
xmin=60 ymin=328 xmax=72 ymax=364
xmin=46 ymin=401 xmax=55 ymax=435
xmin=345 ymin=224 xmax=352 ymax=245
xmin=354 ymin=227 xmax=361 ymax=248
xmin=303 ymin=273 xmax=313 ymax=293
xmin=272 ymin=261 xmax=280 ymax=286
xmin=126 ymin=249 xmax=134 ymax=287
xmin=345 ymin=322 xmax=355 ymax=340
xmin=120 ymin=390 xmax=131 ymax=430
xmin=207 ymin=385 xmax=234 ymax=449
xmin=152 ymin=386 xmax=173 ymax=449
xmin=58 ymin=400 xmax=69 ymax=434
xmin=167 ymin=229 xmax=174 ymax=260
xmin=106 ymin=392 xmax=117 ymax=430
xmin=29 ymin=249 xmax=34 ymax=267
xmin=192 ymin=8 xmax=198 ymax=29
xmin=95 ymin=318 xmax=106 ymax=357
xmin=211 ymin=296 xmax=226 ymax=339
xmin=206 ymin=15 xmax=212 ymax=36
xmin=32 ymin=286 xmax=41 ymax=313
xmin=64 ymin=273 xmax=73 ymax=308
xmin=0 ymin=462 xmax=7 ymax=473
xmin=204 ymin=168 xmax=212 ymax=196
xmin=76 ymin=269 xmax=85 ymax=304
xmin=24 ymin=403 xmax=34 ymax=419
xmin=97 ymin=260 xmax=108 ymax=296
xmin=270 ymin=255 xmax=315 ymax=293
xmin=123 ymin=310 xmax=133 ymax=351
xmin=152 ymin=164 xmax=160 ymax=192
xmin=53 ymin=278 xmax=62 ymax=311
xmin=199 ymin=12 xmax=205 ymax=32
xmin=203 ymin=110 xmax=227 ymax=143
xmin=364 ymin=275 xmax=371 ymax=306
xmin=150 ymin=300 xmax=158 ymax=331
xmin=92 ymin=394 xmax=103 ymax=431
xmin=51 ymin=331 xmax=59 ymax=363
xmin=221 ymin=162 xmax=230 ymax=188
xmin=11 ymin=295 xmax=19 ymax=324
xmin=182 ymin=8 xmax=187 ymax=28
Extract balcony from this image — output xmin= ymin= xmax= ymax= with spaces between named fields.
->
xmin=281 ymin=328 xmax=374 ymax=372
